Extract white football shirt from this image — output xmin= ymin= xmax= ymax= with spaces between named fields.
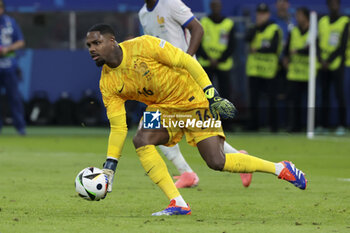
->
xmin=138 ymin=0 xmax=195 ymax=52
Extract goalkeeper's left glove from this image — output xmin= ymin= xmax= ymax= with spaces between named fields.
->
xmin=203 ymin=85 xmax=237 ymax=120
xmin=102 ymin=158 xmax=118 ymax=193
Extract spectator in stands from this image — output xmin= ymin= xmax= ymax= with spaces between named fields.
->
xmin=197 ymin=0 xmax=235 ymax=131
xmin=245 ymin=3 xmax=282 ymax=132
xmin=283 ymin=7 xmax=310 ymax=132
xmin=0 ymin=0 xmax=26 ymax=135
xmin=316 ymin=0 xmax=349 ymax=135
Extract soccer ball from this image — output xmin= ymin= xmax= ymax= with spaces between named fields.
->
xmin=75 ymin=167 xmax=108 ymax=201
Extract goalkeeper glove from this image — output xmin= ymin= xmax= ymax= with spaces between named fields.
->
xmin=203 ymin=85 xmax=237 ymax=120
xmin=102 ymin=158 xmax=118 ymax=193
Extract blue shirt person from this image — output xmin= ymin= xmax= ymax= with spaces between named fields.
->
xmin=271 ymin=0 xmax=295 ymax=49
xmin=0 ymin=0 xmax=26 ymax=135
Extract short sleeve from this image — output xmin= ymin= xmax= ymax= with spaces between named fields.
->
xmin=168 ymin=0 xmax=194 ymax=28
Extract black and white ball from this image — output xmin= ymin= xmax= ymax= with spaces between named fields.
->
xmin=75 ymin=167 xmax=108 ymax=201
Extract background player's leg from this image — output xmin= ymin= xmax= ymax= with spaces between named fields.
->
xmin=223 ymin=141 xmax=253 ymax=187
xmin=3 ymin=68 xmax=26 ymax=135
xmin=159 ymin=144 xmax=193 ymax=174
xmin=159 ymin=144 xmax=199 ymax=188
xmin=223 ymin=141 xmax=238 ymax=153
xmin=133 ymin=127 xmax=187 ymax=207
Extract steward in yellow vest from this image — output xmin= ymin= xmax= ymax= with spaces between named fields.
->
xmin=318 ymin=14 xmax=349 ymax=71
xmin=245 ymin=7 xmax=282 ymax=79
xmin=285 ymin=27 xmax=309 ymax=81
xmin=245 ymin=3 xmax=282 ymax=132
xmin=346 ymin=19 xmax=350 ymax=67
xmin=198 ymin=16 xmax=234 ymax=71
xmin=283 ymin=7 xmax=310 ymax=132
xmin=197 ymin=0 xmax=235 ymax=102
xmin=284 ymin=8 xmax=310 ymax=82
xmin=316 ymin=0 xmax=349 ymax=134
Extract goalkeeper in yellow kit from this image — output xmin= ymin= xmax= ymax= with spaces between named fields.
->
xmin=86 ymin=24 xmax=307 ymax=216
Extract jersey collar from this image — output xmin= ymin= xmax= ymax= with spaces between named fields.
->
xmin=146 ymin=0 xmax=159 ymax=12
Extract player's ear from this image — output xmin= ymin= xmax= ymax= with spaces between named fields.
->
xmin=109 ymin=36 xmax=117 ymax=45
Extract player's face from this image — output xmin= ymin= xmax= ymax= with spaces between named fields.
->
xmin=86 ymin=31 xmax=113 ymax=67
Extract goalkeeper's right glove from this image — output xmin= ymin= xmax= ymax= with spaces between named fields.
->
xmin=203 ymin=85 xmax=237 ymax=120
xmin=102 ymin=158 xmax=118 ymax=193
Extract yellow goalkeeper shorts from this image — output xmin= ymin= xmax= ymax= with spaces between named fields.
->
xmin=145 ymin=106 xmax=225 ymax=147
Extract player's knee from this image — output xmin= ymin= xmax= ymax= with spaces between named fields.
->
xmin=206 ymin=157 xmax=225 ymax=171
xmin=133 ymin=131 xmax=147 ymax=148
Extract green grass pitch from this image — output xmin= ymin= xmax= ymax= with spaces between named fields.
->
xmin=0 ymin=126 xmax=350 ymax=233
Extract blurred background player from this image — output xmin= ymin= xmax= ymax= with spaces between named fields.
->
xmin=139 ymin=0 xmax=203 ymax=56
xmin=245 ymin=3 xmax=282 ymax=132
xmin=139 ymin=0 xmax=252 ymax=188
xmin=197 ymin=0 xmax=235 ymax=131
xmin=316 ymin=0 xmax=349 ymax=135
xmin=0 ymin=0 xmax=26 ymax=135
xmin=283 ymin=7 xmax=310 ymax=132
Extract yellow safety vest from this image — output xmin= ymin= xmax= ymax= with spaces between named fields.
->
xmin=318 ymin=15 xmax=349 ymax=70
xmin=246 ymin=23 xmax=282 ymax=79
xmin=346 ymin=20 xmax=350 ymax=67
xmin=287 ymin=27 xmax=309 ymax=81
xmin=198 ymin=17 xmax=234 ymax=71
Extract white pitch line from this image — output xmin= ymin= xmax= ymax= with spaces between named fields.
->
xmin=337 ymin=178 xmax=350 ymax=182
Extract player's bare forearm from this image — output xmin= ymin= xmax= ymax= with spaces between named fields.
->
xmin=8 ymin=40 xmax=25 ymax=52
xmin=185 ymin=18 xmax=204 ymax=56
xmin=1 ymin=40 xmax=25 ymax=56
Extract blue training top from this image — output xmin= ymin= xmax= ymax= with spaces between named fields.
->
xmin=0 ymin=14 xmax=24 ymax=69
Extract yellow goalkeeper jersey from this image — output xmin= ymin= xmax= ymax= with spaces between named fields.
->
xmin=99 ymin=35 xmax=209 ymax=119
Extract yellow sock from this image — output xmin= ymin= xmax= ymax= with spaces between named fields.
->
xmin=136 ymin=145 xmax=180 ymax=200
xmin=223 ymin=153 xmax=276 ymax=174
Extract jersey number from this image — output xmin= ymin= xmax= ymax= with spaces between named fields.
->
xmin=138 ymin=87 xmax=154 ymax=97
xmin=195 ymin=109 xmax=212 ymax=129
